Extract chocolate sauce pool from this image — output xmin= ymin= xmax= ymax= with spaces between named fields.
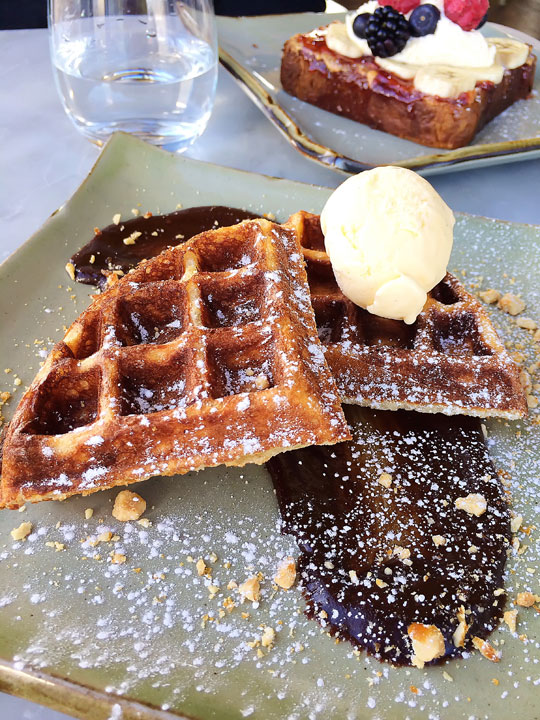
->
xmin=68 ymin=206 xmax=511 ymax=666
xmin=268 ymin=406 xmax=510 ymax=666
xmin=70 ymin=206 xmax=261 ymax=288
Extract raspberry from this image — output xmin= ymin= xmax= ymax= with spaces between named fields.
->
xmin=444 ymin=0 xmax=489 ymax=31
xmin=378 ymin=0 xmax=420 ymax=12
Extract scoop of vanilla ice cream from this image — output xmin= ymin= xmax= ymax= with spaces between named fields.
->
xmin=320 ymin=167 xmax=455 ymax=325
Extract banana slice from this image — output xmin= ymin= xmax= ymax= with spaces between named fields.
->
xmin=326 ymin=22 xmax=366 ymax=59
xmin=376 ymin=58 xmax=418 ymax=80
xmin=488 ymin=38 xmax=530 ymax=69
xmin=414 ymin=64 xmax=505 ymax=98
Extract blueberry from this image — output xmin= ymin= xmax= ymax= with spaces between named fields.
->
xmin=352 ymin=13 xmax=371 ymax=39
xmin=409 ymin=4 xmax=440 ymax=37
xmin=476 ymin=11 xmax=488 ymax=29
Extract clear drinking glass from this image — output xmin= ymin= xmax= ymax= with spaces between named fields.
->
xmin=48 ymin=0 xmax=218 ymax=150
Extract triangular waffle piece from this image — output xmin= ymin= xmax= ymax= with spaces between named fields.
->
xmin=0 ymin=219 xmax=350 ymax=508
xmin=284 ymin=211 xmax=527 ymax=419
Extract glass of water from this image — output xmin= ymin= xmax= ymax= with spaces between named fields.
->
xmin=48 ymin=0 xmax=218 ymax=150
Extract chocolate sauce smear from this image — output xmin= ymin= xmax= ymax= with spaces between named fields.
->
xmin=70 ymin=206 xmax=261 ymax=288
xmin=68 ymin=206 xmax=511 ymax=666
xmin=268 ymin=406 xmax=510 ymax=666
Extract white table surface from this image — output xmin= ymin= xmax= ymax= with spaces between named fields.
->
xmin=1 ymin=25 xmax=540 ymax=720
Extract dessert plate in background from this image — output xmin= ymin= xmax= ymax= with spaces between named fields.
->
xmin=0 ymin=133 xmax=539 ymax=719
xmin=217 ymin=13 xmax=540 ymax=176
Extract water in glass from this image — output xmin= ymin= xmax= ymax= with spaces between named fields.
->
xmin=50 ymin=4 xmax=217 ymax=149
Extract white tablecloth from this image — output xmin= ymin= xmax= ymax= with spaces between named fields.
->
xmin=1 ymin=26 xmax=539 ymax=720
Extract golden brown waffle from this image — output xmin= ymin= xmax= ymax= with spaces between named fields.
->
xmin=284 ymin=211 xmax=527 ymax=419
xmin=0 ymin=219 xmax=350 ymax=509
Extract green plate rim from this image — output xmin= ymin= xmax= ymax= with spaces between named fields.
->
xmin=1 ymin=133 xmax=539 ymax=720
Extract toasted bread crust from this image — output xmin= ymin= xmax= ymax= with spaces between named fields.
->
xmin=280 ymin=28 xmax=536 ymax=149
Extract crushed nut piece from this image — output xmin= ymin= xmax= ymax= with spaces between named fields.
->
xmin=98 ymin=530 xmax=113 ymax=543
xmin=254 ymin=373 xmax=269 ymax=390
xmin=520 ymin=370 xmax=532 ymax=392
xmin=375 ymin=578 xmax=388 ymax=589
xmin=452 ymin=606 xmax=469 ymax=649
xmin=223 ymin=596 xmax=235 ymax=612
xmin=261 ymin=626 xmax=275 ymax=648
xmin=503 ymin=609 xmax=518 ymax=633
xmin=196 ymin=558 xmax=207 ymax=576
xmin=378 ymin=472 xmax=392 ymax=488
xmin=432 ymin=535 xmax=446 ymax=547
xmin=112 ymin=213 xmax=121 ymax=225
xmin=498 ymin=293 xmax=525 ymax=315
xmin=65 ymin=262 xmax=76 ymax=281
xmin=479 ymin=289 xmax=501 ymax=304
xmin=111 ymin=552 xmax=126 ymax=564
xmin=517 ymin=317 xmax=537 ymax=330
xmin=510 ymin=515 xmax=523 ymax=534
xmin=84 ymin=508 xmax=94 ymax=520
xmin=112 ymin=490 xmax=146 ymax=521
xmin=10 ymin=521 xmax=32 ymax=541
xmin=527 ymin=395 xmax=539 ymax=409
xmin=45 ymin=541 xmax=65 ymax=551
xmin=516 ymin=591 xmax=539 ymax=607
xmin=455 ymin=493 xmax=487 ymax=517
xmin=472 ymin=637 xmax=501 ymax=662
xmin=239 ymin=576 xmax=260 ymax=603
xmin=393 ymin=546 xmax=411 ymax=560
xmin=123 ymin=231 xmax=142 ymax=246
xmin=274 ymin=556 xmax=296 ymax=590
xmin=408 ymin=623 xmax=445 ymax=668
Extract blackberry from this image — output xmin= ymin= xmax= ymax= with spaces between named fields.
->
xmin=476 ymin=11 xmax=488 ymax=28
xmin=365 ymin=6 xmax=411 ymax=59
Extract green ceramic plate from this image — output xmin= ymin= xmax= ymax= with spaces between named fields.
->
xmin=0 ymin=133 xmax=539 ymax=720
xmin=217 ymin=14 xmax=540 ymax=176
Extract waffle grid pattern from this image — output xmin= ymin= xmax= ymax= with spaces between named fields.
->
xmin=0 ymin=219 xmax=349 ymax=508
xmin=285 ymin=212 xmax=527 ymax=419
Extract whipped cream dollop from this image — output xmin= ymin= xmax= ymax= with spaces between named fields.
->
xmin=321 ymin=167 xmax=455 ymax=325
xmin=325 ymin=1 xmax=529 ymax=98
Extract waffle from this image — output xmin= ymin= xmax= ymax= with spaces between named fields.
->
xmin=0 ymin=219 xmax=350 ymax=509
xmin=284 ymin=211 xmax=527 ymax=419
xmin=281 ymin=27 xmax=536 ymax=149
